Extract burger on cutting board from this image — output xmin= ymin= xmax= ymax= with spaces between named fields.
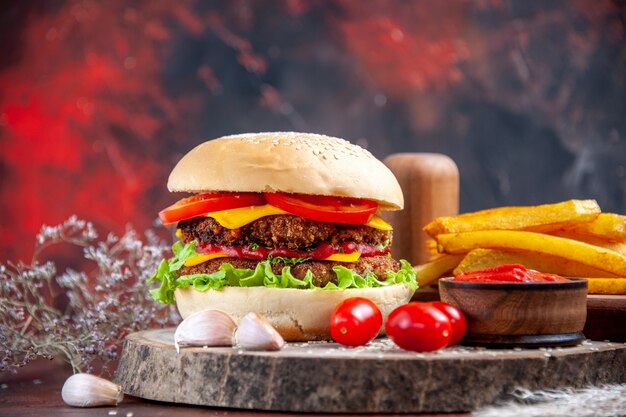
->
xmin=149 ymin=132 xmax=417 ymax=341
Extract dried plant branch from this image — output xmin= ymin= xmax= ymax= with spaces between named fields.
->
xmin=0 ymin=216 xmax=178 ymax=376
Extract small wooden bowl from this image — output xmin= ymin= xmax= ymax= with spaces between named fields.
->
xmin=439 ymin=277 xmax=588 ymax=348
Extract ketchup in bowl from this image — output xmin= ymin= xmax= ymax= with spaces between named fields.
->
xmin=454 ymin=264 xmax=570 ymax=283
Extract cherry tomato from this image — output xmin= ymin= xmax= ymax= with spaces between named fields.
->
xmin=159 ymin=192 xmax=266 ymax=225
xmin=428 ymin=301 xmax=467 ymax=346
xmin=385 ymin=302 xmax=452 ymax=352
xmin=265 ymin=192 xmax=377 ymax=225
xmin=330 ymin=297 xmax=382 ymax=347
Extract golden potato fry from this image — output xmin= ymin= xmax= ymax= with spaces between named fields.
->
xmin=436 ymin=230 xmax=626 ymax=277
xmin=423 ymin=199 xmax=600 ymax=238
xmin=598 ymin=241 xmax=626 ymax=257
xmin=413 ymin=254 xmax=465 ymax=287
xmin=453 ymin=248 xmax=620 ymax=278
xmin=546 ymin=231 xmax=626 ymax=257
xmin=585 ymin=278 xmax=626 ymax=295
xmin=550 ymin=213 xmax=626 ymax=242
xmin=426 ymin=238 xmax=439 ymax=257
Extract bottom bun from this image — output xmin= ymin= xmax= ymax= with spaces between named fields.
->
xmin=174 ymin=285 xmax=415 ymax=342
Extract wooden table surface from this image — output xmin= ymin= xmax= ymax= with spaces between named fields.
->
xmin=0 ymin=359 xmax=468 ymax=417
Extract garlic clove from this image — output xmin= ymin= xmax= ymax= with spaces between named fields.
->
xmin=235 ymin=312 xmax=285 ymax=351
xmin=174 ymin=309 xmax=237 ymax=352
xmin=61 ymin=373 xmax=123 ymax=408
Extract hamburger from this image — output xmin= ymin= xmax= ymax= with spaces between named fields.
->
xmin=149 ymin=132 xmax=417 ymax=341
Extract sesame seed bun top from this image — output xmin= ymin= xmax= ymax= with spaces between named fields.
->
xmin=167 ymin=132 xmax=404 ymax=210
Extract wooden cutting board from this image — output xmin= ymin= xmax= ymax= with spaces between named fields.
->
xmin=115 ymin=329 xmax=626 ymax=413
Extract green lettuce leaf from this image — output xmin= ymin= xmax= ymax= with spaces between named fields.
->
xmin=148 ymin=241 xmax=417 ymax=304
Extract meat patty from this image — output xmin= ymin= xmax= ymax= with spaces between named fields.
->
xmin=179 ymin=255 xmax=400 ymax=287
xmin=178 ymin=215 xmax=392 ymax=250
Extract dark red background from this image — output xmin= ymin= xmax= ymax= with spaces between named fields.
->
xmin=1 ymin=0 xmax=625 ymax=262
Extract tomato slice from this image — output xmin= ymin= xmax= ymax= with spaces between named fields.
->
xmin=158 ymin=192 xmax=266 ymax=225
xmin=264 ymin=192 xmax=377 ymax=224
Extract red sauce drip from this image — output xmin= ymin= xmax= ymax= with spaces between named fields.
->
xmin=196 ymin=242 xmax=390 ymax=261
xmin=454 ymin=264 xmax=569 ymax=283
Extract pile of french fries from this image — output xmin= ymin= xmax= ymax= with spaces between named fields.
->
xmin=414 ymin=199 xmax=626 ymax=294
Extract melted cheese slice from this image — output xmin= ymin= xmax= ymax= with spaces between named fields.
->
xmin=209 ymin=204 xmax=287 ymax=229
xmin=207 ymin=204 xmax=392 ymax=231
xmin=321 ymin=251 xmax=361 ymax=262
xmin=184 ymin=250 xmax=362 ymax=267
xmin=184 ymin=251 xmax=228 ymax=266
xmin=365 ymin=215 xmax=393 ymax=231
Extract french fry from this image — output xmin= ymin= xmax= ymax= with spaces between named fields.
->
xmin=585 ymin=278 xmax=626 ymax=295
xmin=436 ymin=230 xmax=626 ymax=277
xmin=413 ymin=254 xmax=465 ymax=287
xmin=453 ymin=248 xmax=621 ymax=278
xmin=426 ymin=238 xmax=439 ymax=257
xmin=423 ymin=199 xmax=600 ymax=238
xmin=546 ymin=231 xmax=626 ymax=257
xmin=538 ymin=213 xmax=626 ymax=242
